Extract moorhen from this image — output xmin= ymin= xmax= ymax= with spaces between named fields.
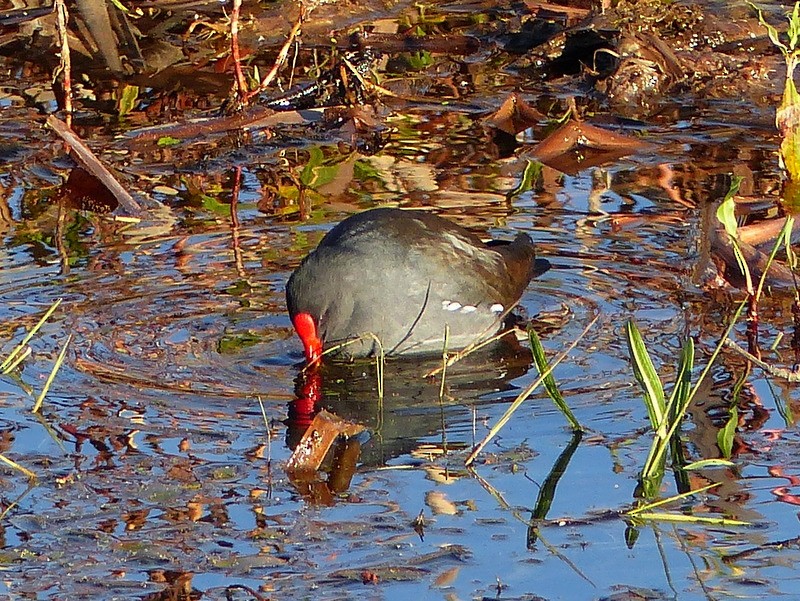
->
xmin=286 ymin=208 xmax=548 ymax=362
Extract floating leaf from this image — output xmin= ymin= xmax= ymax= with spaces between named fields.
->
xmin=484 ymin=93 xmax=546 ymax=136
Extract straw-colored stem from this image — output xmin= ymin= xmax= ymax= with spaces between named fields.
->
xmin=1 ymin=299 xmax=62 ymax=373
xmin=32 ymin=334 xmax=72 ymax=413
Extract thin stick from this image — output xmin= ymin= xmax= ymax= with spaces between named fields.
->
xmin=438 ymin=324 xmax=449 ymax=403
xmin=0 ymin=453 xmax=36 ymax=481
xmin=229 ymin=0 xmax=249 ymax=103
xmin=46 ymin=115 xmax=142 ymax=216
xmin=723 ymin=338 xmax=800 ymax=382
xmin=229 ymin=166 xmax=247 ymax=279
xmin=245 ymin=2 xmax=312 ymax=102
xmin=424 ymin=328 xmax=516 ymax=378
xmin=465 ymin=316 xmax=598 ymax=466
xmin=54 ymin=0 xmax=72 ymax=126
xmin=438 ymin=325 xmax=450 ymax=456
xmin=257 ymin=396 xmax=272 ymax=472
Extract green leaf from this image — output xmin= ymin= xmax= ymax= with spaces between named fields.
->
xmin=299 ymin=147 xmax=339 ymax=189
xmin=715 ymin=176 xmax=743 ymax=238
xmin=750 ymin=2 xmax=788 ymax=54
xmin=683 ymin=458 xmax=736 ymax=470
xmin=625 ymin=320 xmax=666 ymax=437
xmin=666 ymin=337 xmax=694 ymax=420
xmin=157 ymin=136 xmax=181 ymax=147
xmin=784 ymin=216 xmax=798 ymax=267
xmin=789 ymin=2 xmax=800 ymax=50
xmin=717 ymin=405 xmax=738 ymax=459
xmin=507 ymin=161 xmax=542 ymax=202
xmin=117 ymin=84 xmax=139 ymax=117
xmin=716 ymin=176 xmax=753 ymax=292
xmin=529 ymin=328 xmax=581 ymax=431
xmin=200 ymin=194 xmax=229 ymax=215
xmin=406 ymin=50 xmax=433 ymax=70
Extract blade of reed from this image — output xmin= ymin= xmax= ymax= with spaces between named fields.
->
xmin=32 ymin=334 xmax=72 ymax=413
xmin=465 ymin=315 xmax=597 ymax=466
xmin=0 ymin=453 xmax=36 ymax=481
xmin=528 ymin=327 xmax=581 ymax=431
xmin=625 ymin=320 xmax=666 ymax=438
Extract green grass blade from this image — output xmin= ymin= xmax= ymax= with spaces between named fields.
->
xmin=717 ymin=406 xmax=738 ymax=459
xmin=2 ymin=346 xmax=31 ymax=374
xmin=682 ymin=458 xmax=736 ymax=470
xmin=753 ymin=216 xmax=795 ymax=305
xmin=529 ymin=328 xmax=581 ymax=431
xmin=625 ymin=320 xmax=666 ymax=437
xmin=644 ymin=301 xmax=747 ymax=480
xmin=631 ymin=512 xmax=750 ymax=526
xmin=666 ymin=338 xmax=694 ymax=421
xmin=715 ymin=177 xmax=753 ymax=293
xmin=465 ymin=316 xmax=597 ymax=466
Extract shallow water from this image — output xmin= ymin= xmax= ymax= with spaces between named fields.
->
xmin=3 ymin=0 xmax=800 ymax=599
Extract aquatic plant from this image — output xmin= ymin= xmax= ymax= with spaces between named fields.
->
xmin=0 ymin=299 xmax=71 ymax=481
xmin=752 ymin=1 xmax=800 ymax=198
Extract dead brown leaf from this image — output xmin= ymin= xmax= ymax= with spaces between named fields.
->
xmin=484 ymin=93 xmax=546 ymax=136
xmin=286 ymin=409 xmax=365 ymax=476
xmin=529 ymin=118 xmax=650 ymax=175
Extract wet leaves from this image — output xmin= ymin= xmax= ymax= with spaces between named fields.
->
xmin=530 ymin=118 xmax=650 ymax=175
xmin=484 ymin=93 xmax=547 ymax=136
xmin=286 ymin=409 xmax=365 ymax=482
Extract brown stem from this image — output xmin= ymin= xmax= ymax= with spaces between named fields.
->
xmin=54 ymin=0 xmax=72 ymax=126
xmin=229 ymin=0 xmax=249 ymax=104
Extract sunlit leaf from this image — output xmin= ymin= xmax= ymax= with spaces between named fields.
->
xmin=485 ymin=93 xmax=546 ymax=136
xmin=683 ymin=458 xmax=736 ymax=470
xmin=717 ymin=405 xmax=738 ymax=459
xmin=300 ymin=147 xmax=339 ymax=189
xmin=117 ymin=84 xmax=139 ymax=117
xmin=157 ymin=136 xmax=182 ymax=147
xmin=625 ymin=320 xmax=666 ymax=436
xmin=715 ymin=176 xmax=743 ymax=238
xmin=529 ymin=328 xmax=581 ymax=431
xmin=750 ymin=2 xmax=788 ymax=53
xmin=507 ymin=160 xmax=542 ymax=202
xmin=783 ymin=216 xmax=797 ymax=267
xmin=666 ymin=337 xmax=694 ymax=421
xmin=779 ymin=65 xmax=800 ymax=180
xmin=789 ymin=1 xmax=800 ymax=50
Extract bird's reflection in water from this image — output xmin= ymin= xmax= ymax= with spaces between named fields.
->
xmin=286 ymin=336 xmax=534 ymax=468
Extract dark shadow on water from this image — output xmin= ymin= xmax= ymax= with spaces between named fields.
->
xmin=286 ymin=337 xmax=534 ymax=466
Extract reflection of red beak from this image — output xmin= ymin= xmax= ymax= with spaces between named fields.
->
xmin=288 ymin=365 xmax=323 ymax=427
xmin=292 ymin=312 xmax=323 ymax=364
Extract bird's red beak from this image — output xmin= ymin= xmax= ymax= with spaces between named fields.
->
xmin=292 ymin=312 xmax=323 ymax=364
